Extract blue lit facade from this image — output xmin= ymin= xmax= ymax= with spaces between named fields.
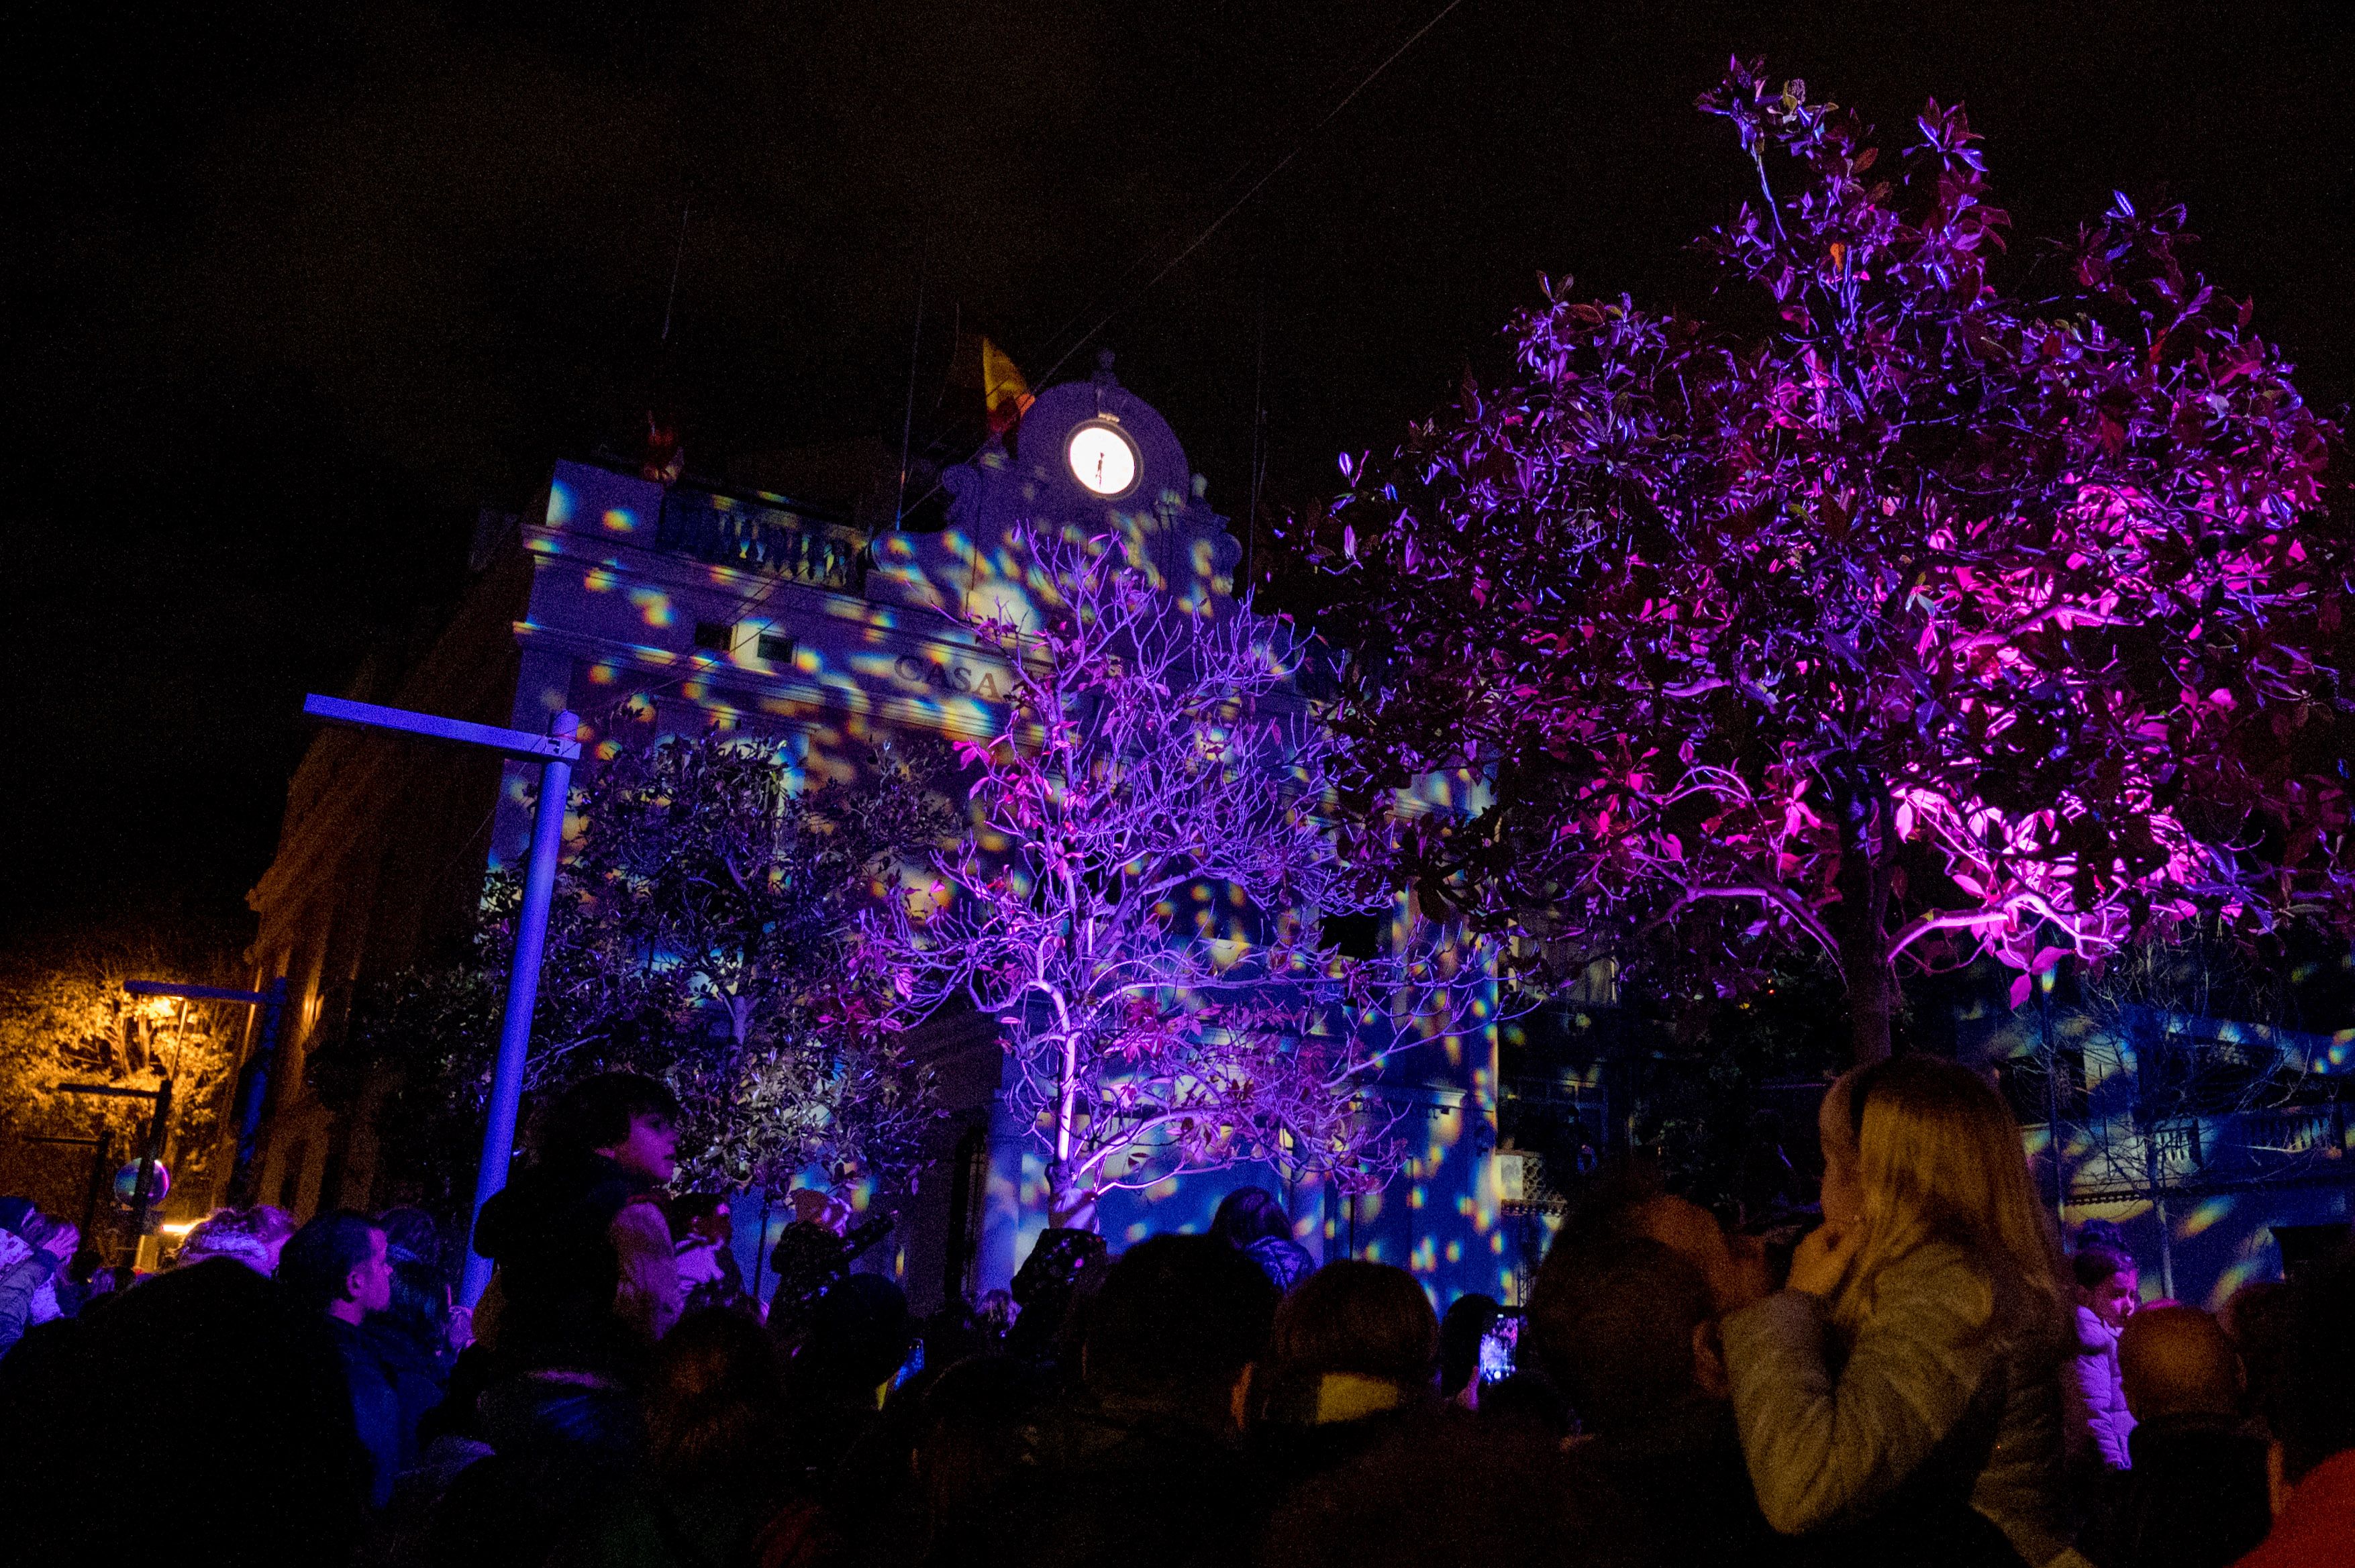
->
xmin=242 ymin=365 xmax=1512 ymax=1316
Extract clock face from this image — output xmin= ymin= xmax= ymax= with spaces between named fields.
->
xmin=1066 ymin=422 xmax=1140 ymax=498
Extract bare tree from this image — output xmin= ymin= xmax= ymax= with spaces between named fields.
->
xmin=866 ymin=527 xmax=1485 ymax=1228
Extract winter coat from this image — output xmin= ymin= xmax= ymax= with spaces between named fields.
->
xmin=473 ymin=1154 xmax=680 ymax=1368
xmin=2232 ymin=1448 xmax=2355 ymax=1568
xmin=2062 ymin=1305 xmax=2136 ymax=1471
xmin=1241 ymin=1233 xmax=1317 ymax=1294
xmin=328 ymin=1316 xmax=405 ymax=1509
xmin=0 ymin=1230 xmax=57 ymax=1360
xmin=2084 ymin=1412 xmax=2271 ymax=1568
xmin=362 ymin=1317 xmax=452 ymax=1473
xmin=1723 ymin=1240 xmax=2073 ymax=1567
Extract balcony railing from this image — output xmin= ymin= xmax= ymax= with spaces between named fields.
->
xmin=2238 ymin=1106 xmax=2348 ymax=1159
xmin=655 ymin=490 xmax=866 ymax=592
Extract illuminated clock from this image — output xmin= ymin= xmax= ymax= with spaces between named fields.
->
xmin=1065 ymin=421 xmax=1140 ymax=499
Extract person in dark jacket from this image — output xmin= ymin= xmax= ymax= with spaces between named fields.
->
xmin=369 ymin=1207 xmax=460 ymax=1474
xmin=2081 ymin=1305 xmax=2269 ymax=1568
xmin=0 ymin=1255 xmax=370 ymax=1564
xmin=1438 ymin=1292 xmax=1500 ymax=1408
xmin=1262 ymin=1410 xmax=1647 ymax=1568
xmin=1529 ymin=1228 xmax=1799 ymax=1567
xmin=2234 ymin=1241 xmax=2355 ymax=1568
xmin=1248 ymin=1259 xmax=1442 ymax=1504
xmin=572 ymin=1308 xmax=813 ymax=1568
xmin=1003 ymin=1225 xmax=1110 ymax=1386
xmin=472 ymin=1072 xmax=683 ymax=1374
xmin=978 ymin=1234 xmax=1279 ymax=1568
xmin=283 ymin=1209 xmax=402 ymax=1508
xmin=782 ymin=1272 xmax=915 ymax=1483
xmin=1212 ymin=1186 xmax=1316 ymax=1294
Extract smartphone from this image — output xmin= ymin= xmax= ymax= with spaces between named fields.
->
xmin=1476 ymin=1309 xmax=1524 ymax=1383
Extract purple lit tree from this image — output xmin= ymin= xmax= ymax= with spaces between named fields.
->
xmin=865 ymin=529 xmax=1480 ymax=1229
xmin=1312 ymin=62 xmax=2350 ymax=1063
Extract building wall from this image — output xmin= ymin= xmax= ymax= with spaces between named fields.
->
xmin=236 ymin=544 xmax=532 ymax=1214
xmin=1982 ymin=1002 xmax=2354 ymax=1310
xmin=230 ymin=372 xmax=1514 ymax=1316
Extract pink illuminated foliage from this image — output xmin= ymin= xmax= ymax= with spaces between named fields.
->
xmin=864 ymin=527 xmax=1481 ymax=1227
xmin=1311 ymin=62 xmax=2351 ymax=1062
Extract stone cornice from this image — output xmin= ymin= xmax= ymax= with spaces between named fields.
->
xmin=512 ymin=621 xmax=1012 ymax=745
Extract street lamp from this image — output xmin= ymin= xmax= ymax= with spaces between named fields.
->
xmin=301 ymin=692 xmax=581 ymax=1305
xmin=51 ymin=1081 xmax=166 ymax=1263
xmin=118 ymin=977 xmax=289 ymax=1209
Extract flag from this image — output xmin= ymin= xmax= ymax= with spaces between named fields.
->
xmin=981 ymin=337 xmax=1034 ymax=435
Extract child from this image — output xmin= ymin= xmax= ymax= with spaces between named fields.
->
xmin=1721 ymin=1056 xmax=2076 ymax=1567
xmin=2064 ymin=1244 xmax=2140 ymax=1472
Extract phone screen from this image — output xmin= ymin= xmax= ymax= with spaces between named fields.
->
xmin=1476 ymin=1310 xmax=1523 ymax=1383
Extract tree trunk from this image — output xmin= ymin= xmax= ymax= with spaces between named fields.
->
xmin=1829 ymin=758 xmax=1896 ymax=1065
xmin=1046 ymin=1168 xmax=1099 ymax=1232
xmin=1844 ymin=950 xmax=1895 ymax=1065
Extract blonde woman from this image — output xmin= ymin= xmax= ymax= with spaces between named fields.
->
xmin=1721 ymin=1056 xmax=2080 ymax=1567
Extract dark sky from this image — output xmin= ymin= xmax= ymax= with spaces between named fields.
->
xmin=7 ymin=1 xmax=2350 ymax=941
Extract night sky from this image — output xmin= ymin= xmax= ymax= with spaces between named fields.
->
xmin=7 ymin=1 xmax=2348 ymax=943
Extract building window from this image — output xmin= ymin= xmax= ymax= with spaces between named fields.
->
xmin=1319 ymin=912 xmax=1382 ymax=960
xmin=693 ymin=621 xmax=734 ymax=652
xmin=757 ymin=633 xmax=795 ymax=664
xmin=943 ymin=1124 xmax=989 ymax=1307
xmin=276 ymin=1137 xmax=311 ymax=1211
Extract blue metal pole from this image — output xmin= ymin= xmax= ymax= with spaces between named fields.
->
xmin=460 ymin=711 xmax=578 ymax=1306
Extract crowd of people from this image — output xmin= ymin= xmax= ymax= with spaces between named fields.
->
xmin=0 ymin=1059 xmax=2348 ymax=1568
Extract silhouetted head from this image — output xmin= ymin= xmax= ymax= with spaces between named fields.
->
xmin=1211 ymin=1186 xmax=1293 ymax=1247
xmin=1529 ymin=1233 xmax=1717 ymax=1436
xmin=1262 ymin=1259 xmax=1438 ymax=1425
xmin=797 ymin=1273 xmax=913 ymax=1400
xmin=1082 ymin=1233 xmax=1277 ymax=1428
xmin=1437 ymin=1294 xmax=1499 ymax=1399
xmin=540 ymin=1072 xmax=681 ymax=1180
xmin=646 ymin=1306 xmax=789 ymax=1484
xmin=279 ymin=1211 xmax=391 ymax=1318
xmin=2119 ymin=1304 xmax=2241 ymax=1422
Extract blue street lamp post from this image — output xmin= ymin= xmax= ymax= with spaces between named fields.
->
xmin=302 ymin=693 xmax=581 ymax=1306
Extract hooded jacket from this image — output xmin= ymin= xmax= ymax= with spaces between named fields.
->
xmin=472 ymin=1154 xmax=680 ymax=1367
xmin=1723 ymin=1240 xmax=2073 ymax=1566
xmin=2062 ymin=1305 xmax=2136 ymax=1471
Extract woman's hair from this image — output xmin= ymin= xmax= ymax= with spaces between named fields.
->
xmin=538 ymin=1072 xmax=681 ymax=1162
xmin=644 ymin=1307 xmax=789 ymax=1484
xmin=1211 ymin=1186 xmax=1294 ymax=1247
xmin=1824 ymin=1057 xmax=2066 ymax=1338
xmin=1437 ymin=1293 xmax=1499 ymax=1397
xmin=2072 ymin=1245 xmax=2136 ymax=1291
xmin=177 ymin=1204 xmax=300 ymax=1273
xmin=372 ymin=1208 xmax=452 ymax=1349
xmin=1267 ymin=1259 xmax=1438 ymax=1388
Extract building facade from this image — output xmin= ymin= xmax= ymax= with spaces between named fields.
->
xmin=228 ymin=362 xmax=1513 ymax=1313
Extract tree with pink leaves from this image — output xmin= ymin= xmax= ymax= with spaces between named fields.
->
xmin=866 ymin=528 xmax=1480 ymax=1228
xmin=1312 ymin=62 xmax=2351 ymax=1063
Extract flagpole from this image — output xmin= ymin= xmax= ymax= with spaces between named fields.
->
xmin=894 ymin=257 xmax=927 ymax=531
